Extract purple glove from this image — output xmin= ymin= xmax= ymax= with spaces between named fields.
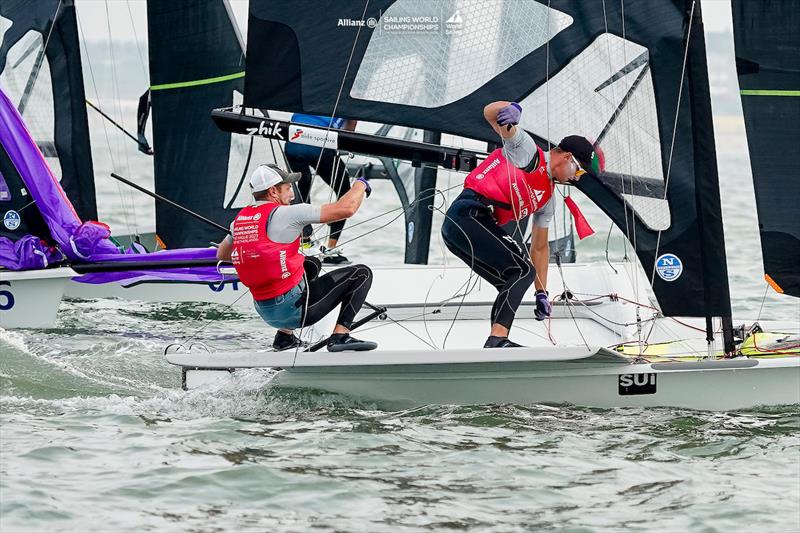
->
xmin=496 ymin=102 xmax=522 ymax=127
xmin=356 ymin=176 xmax=371 ymax=197
xmin=534 ymin=290 xmax=551 ymax=321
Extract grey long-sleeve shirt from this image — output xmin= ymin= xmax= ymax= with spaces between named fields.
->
xmin=501 ymin=129 xmax=555 ymax=229
xmin=226 ymin=202 xmax=322 ymax=244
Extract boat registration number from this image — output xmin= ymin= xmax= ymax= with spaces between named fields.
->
xmin=618 ymin=373 xmax=657 ymax=395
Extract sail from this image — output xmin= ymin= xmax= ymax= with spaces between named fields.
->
xmin=240 ymin=0 xmax=731 ymax=318
xmin=0 ymin=0 xmax=97 ymax=221
xmin=147 ymin=0 xmax=282 ymax=249
xmin=732 ymin=0 xmax=800 ymax=298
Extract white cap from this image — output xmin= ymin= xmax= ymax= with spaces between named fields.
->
xmin=249 ymin=164 xmax=301 ymax=193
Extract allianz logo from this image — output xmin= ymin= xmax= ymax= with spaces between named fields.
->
xmin=236 ymin=212 xmax=262 ymax=221
xmin=474 ymin=157 xmax=501 ymax=179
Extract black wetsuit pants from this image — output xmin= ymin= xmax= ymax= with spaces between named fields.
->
xmin=286 ymin=148 xmax=351 ymax=242
xmin=301 ymin=262 xmax=372 ymax=330
xmin=440 ymin=190 xmax=535 ymax=330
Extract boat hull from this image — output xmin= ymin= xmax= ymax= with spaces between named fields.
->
xmin=273 ymin=357 xmax=799 ymax=410
xmin=171 ymin=347 xmax=800 ymax=411
xmin=0 ymin=267 xmax=75 ymax=329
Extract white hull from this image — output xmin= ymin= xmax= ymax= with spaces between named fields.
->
xmin=0 ymin=267 xmax=76 ymax=329
xmin=169 ymin=347 xmax=800 ymax=410
xmin=65 ymin=275 xmax=252 ymax=309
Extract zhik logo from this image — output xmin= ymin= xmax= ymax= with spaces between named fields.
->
xmin=246 ymin=120 xmax=284 ymax=140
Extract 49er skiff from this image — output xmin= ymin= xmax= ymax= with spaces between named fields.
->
xmin=166 ymin=0 xmax=800 ymax=410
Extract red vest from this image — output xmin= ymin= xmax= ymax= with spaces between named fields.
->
xmin=230 ymin=202 xmax=304 ymax=300
xmin=463 ymin=147 xmax=553 ymax=225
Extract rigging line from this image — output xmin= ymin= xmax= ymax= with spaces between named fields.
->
xmin=85 ymin=99 xmax=149 ymax=150
xmin=619 ymin=0 xmax=642 ymax=347
xmin=554 ymin=257 xmax=591 ymax=349
xmin=105 ymin=0 xmax=139 ymax=239
xmin=76 ymin=10 xmax=135 ymax=238
xmin=17 ymin=0 xmax=62 ymax=115
xmin=225 ymin=137 xmax=254 ymax=210
xmin=648 ymin=0 xmax=696 ymax=288
xmin=756 ymin=283 xmax=769 ymax=322
xmin=430 ymin=203 xmax=479 ymax=350
xmin=308 ymin=0 xmax=371 ymax=192
xmin=604 ymin=222 xmax=618 ymax=274
xmin=303 ymin=181 xmax=463 ymax=250
xmin=125 ymin=0 xmax=149 ymax=84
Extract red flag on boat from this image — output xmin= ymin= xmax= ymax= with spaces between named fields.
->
xmin=564 ymin=196 xmax=595 ymax=240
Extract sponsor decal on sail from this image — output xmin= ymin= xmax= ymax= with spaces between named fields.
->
xmin=655 ymin=253 xmax=683 ymax=281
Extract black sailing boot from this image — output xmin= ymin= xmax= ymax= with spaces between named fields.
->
xmin=484 ymin=336 xmax=524 ymax=348
xmin=272 ymin=330 xmax=304 ymax=351
xmin=327 ymin=333 xmax=378 ymax=352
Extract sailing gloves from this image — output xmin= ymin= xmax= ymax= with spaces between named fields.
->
xmin=496 ymin=102 xmax=522 ymax=128
xmin=534 ymin=290 xmax=551 ymax=321
xmin=355 ymin=177 xmax=372 ymax=197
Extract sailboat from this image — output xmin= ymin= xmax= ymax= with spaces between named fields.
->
xmin=166 ymin=0 xmax=799 ymax=410
xmin=0 ymin=0 xmax=290 ymax=327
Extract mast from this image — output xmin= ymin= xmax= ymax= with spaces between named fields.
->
xmin=405 ymin=130 xmax=440 ymax=264
xmin=686 ymin=1 xmax=734 ymax=354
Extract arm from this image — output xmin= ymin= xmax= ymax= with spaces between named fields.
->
xmin=530 ymin=226 xmax=549 ymax=292
xmin=484 ymin=101 xmax=518 ymax=139
xmin=319 ymin=179 xmax=369 ymax=223
xmin=216 ymin=235 xmax=233 ymax=261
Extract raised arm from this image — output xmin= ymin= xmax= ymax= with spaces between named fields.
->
xmin=319 ymin=179 xmax=370 ymax=223
xmin=484 ymin=101 xmax=520 ymax=139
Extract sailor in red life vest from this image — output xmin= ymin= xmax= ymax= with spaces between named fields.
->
xmin=441 ymin=101 xmax=602 ymax=348
xmin=216 ymin=164 xmax=378 ymax=352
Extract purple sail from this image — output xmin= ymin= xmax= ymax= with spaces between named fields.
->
xmin=0 ymin=234 xmax=66 ymax=270
xmin=0 ymin=87 xmax=239 ymax=286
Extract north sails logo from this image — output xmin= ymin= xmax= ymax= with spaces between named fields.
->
xmin=246 ymin=120 xmax=284 ymax=140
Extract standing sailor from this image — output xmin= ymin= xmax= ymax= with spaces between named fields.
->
xmin=441 ymin=101 xmax=601 ymax=348
xmin=217 ymin=164 xmax=378 ymax=352
xmin=285 ymin=114 xmax=358 ymax=265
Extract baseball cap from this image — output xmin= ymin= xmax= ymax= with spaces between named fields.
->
xmin=558 ymin=136 xmax=603 ymax=177
xmin=249 ymin=164 xmax=301 ymax=193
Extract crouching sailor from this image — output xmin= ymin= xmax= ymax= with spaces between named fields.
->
xmin=441 ymin=101 xmax=601 ymax=348
xmin=217 ymin=164 xmax=378 ymax=352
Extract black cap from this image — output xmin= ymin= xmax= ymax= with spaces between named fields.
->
xmin=558 ymin=135 xmax=601 ymax=176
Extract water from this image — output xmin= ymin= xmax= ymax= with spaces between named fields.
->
xmin=2 ymin=114 xmax=799 ymax=531
xmin=3 ymin=23 xmax=800 ymax=530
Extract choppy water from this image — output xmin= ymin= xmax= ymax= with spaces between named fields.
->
xmin=4 ymin=27 xmax=800 ymax=528
xmin=2 ymin=117 xmax=799 ymax=532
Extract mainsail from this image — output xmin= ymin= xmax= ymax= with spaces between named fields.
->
xmin=732 ymin=0 xmax=800 ymax=298
xmin=147 ymin=0 xmax=282 ymax=249
xmin=0 ymin=0 xmax=97 ymax=221
xmin=236 ymin=0 xmax=732 ymax=322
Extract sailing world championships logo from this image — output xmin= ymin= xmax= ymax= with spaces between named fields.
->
xmin=3 ymin=210 xmax=21 ymax=230
xmin=655 ymin=253 xmax=683 ymax=282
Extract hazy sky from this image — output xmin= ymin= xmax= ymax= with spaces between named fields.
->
xmin=74 ymin=0 xmax=734 ymax=43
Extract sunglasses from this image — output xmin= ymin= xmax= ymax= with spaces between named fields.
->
xmin=571 ymin=155 xmax=587 ymax=178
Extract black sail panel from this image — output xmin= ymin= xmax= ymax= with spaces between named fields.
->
xmin=147 ymin=0 xmax=246 ymax=248
xmin=732 ymin=0 xmax=800 ymax=298
xmin=242 ymin=0 xmax=731 ymax=318
xmin=0 ymin=0 xmax=97 ymax=221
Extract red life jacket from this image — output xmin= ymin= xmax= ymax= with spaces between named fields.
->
xmin=463 ymin=147 xmax=553 ymax=226
xmin=230 ymin=202 xmax=304 ymax=300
